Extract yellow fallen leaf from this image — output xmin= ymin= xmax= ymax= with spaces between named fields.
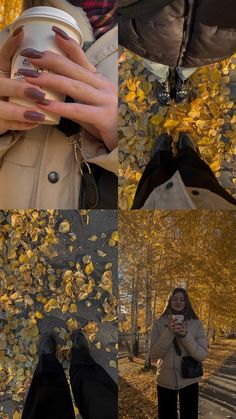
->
xmin=44 ymin=298 xmax=60 ymax=312
xmin=59 ymin=220 xmax=70 ymax=233
xmin=69 ymin=303 xmax=77 ymax=313
xmin=88 ymin=235 xmax=98 ymax=241
xmin=85 ymin=261 xmax=94 ymax=275
xmin=125 ymin=91 xmax=136 ymax=102
xmin=164 ymin=119 xmax=178 ymax=129
xmin=97 ymin=250 xmax=107 ymax=257
xmin=210 ymin=160 xmax=221 ymax=172
xmin=109 ymin=360 xmax=117 ymax=368
xmin=67 ymin=318 xmax=78 ymax=330
xmin=108 ymin=239 xmax=116 ymax=247
xmin=82 ymin=255 xmax=91 ymax=264
xmin=111 ymin=231 xmax=118 ymax=242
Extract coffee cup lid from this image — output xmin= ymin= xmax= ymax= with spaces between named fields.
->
xmin=11 ymin=6 xmax=83 ymax=46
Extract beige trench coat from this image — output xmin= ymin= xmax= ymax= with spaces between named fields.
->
xmin=150 ymin=315 xmax=208 ymax=390
xmin=0 ymin=0 xmax=118 ymax=209
xmin=142 ymin=171 xmax=236 ymax=209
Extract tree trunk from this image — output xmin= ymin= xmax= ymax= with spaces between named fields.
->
xmin=144 ymin=246 xmax=152 ymax=370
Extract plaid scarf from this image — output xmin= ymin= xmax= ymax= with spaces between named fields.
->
xmin=68 ymin=0 xmax=117 ymax=38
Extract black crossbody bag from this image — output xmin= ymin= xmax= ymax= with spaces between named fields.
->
xmin=173 ymin=338 xmax=203 ymax=379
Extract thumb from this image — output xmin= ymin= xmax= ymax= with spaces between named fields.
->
xmin=0 ymin=26 xmax=24 ymax=73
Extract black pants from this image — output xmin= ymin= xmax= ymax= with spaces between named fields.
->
xmin=157 ymin=383 xmax=199 ymax=419
xmin=22 ymin=349 xmax=118 ymax=419
xmin=132 ymin=148 xmax=236 ymax=208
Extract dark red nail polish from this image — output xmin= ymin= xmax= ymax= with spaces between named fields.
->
xmin=20 ymin=48 xmax=44 ymax=59
xmin=18 ymin=69 xmax=42 ymax=78
xmin=37 ymin=98 xmax=51 ymax=106
xmin=24 ymin=111 xmax=45 ymax=122
xmin=25 ymin=88 xmax=45 ymax=100
xmin=12 ymin=26 xmax=24 ymax=37
xmin=52 ymin=26 xmax=70 ymax=40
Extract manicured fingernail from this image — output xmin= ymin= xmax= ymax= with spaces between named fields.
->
xmin=20 ymin=48 xmax=44 ymax=59
xmin=12 ymin=26 xmax=24 ymax=37
xmin=24 ymin=111 xmax=45 ymax=122
xmin=18 ymin=69 xmax=41 ymax=78
xmin=37 ymin=98 xmax=51 ymax=106
xmin=52 ymin=25 xmax=70 ymax=40
xmin=25 ymin=88 xmax=45 ymax=100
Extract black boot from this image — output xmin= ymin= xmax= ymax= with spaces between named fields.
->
xmin=38 ymin=334 xmax=56 ymax=356
xmin=152 ymin=133 xmax=173 ymax=157
xmin=174 ymin=71 xmax=189 ymax=104
xmin=177 ymin=132 xmax=199 ymax=154
xmin=72 ymin=330 xmax=90 ymax=351
xmin=156 ymin=79 xmax=171 ymax=106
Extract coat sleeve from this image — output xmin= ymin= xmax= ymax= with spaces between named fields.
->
xmin=180 ymin=320 xmax=208 ymax=362
xmin=80 ymin=128 xmax=118 ymax=175
xmin=150 ymin=318 xmax=175 ymax=360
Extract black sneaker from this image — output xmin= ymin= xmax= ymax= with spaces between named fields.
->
xmin=72 ymin=330 xmax=90 ymax=351
xmin=156 ymin=80 xmax=171 ymax=106
xmin=174 ymin=72 xmax=189 ymax=104
xmin=38 ymin=334 xmax=56 ymax=356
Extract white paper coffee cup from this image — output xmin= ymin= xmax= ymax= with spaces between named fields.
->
xmin=172 ymin=314 xmax=184 ymax=324
xmin=10 ymin=7 xmax=83 ymax=125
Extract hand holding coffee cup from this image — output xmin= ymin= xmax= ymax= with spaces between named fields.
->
xmin=0 ymin=27 xmax=45 ymax=132
xmin=9 ymin=7 xmax=83 ymax=125
xmin=170 ymin=315 xmax=187 ymax=336
xmin=17 ymin=26 xmax=118 ymax=151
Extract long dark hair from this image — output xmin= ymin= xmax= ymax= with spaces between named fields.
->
xmin=161 ymin=288 xmax=198 ymax=320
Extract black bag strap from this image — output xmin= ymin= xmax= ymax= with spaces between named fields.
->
xmin=173 ymin=337 xmax=182 ymax=356
xmin=79 ymin=162 xmax=118 ymax=209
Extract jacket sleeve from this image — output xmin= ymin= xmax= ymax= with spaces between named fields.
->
xmin=150 ymin=318 xmax=175 ymax=360
xmin=180 ymin=320 xmax=208 ymax=362
xmin=80 ymin=127 xmax=118 ymax=175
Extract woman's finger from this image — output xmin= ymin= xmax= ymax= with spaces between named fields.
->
xmin=19 ymin=49 xmax=107 ymax=89
xmin=0 ymin=101 xmax=45 ymax=122
xmin=18 ymin=71 xmax=108 ymax=105
xmin=37 ymin=100 xmax=101 ymax=125
xmin=0 ymin=27 xmax=24 ymax=73
xmin=0 ymin=78 xmax=46 ymax=101
xmin=52 ymin=26 xmax=96 ymax=72
xmin=0 ymin=120 xmax=39 ymax=131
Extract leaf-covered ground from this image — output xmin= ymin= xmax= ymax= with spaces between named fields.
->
xmin=118 ymin=339 xmax=236 ymax=419
xmin=0 ymin=210 xmax=118 ymax=418
xmin=119 ymin=51 xmax=236 ymax=209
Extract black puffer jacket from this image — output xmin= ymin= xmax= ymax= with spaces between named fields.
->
xmin=119 ymin=0 xmax=236 ymax=68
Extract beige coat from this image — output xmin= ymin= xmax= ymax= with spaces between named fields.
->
xmin=150 ymin=315 xmax=208 ymax=390
xmin=0 ymin=0 xmax=118 ymax=209
xmin=142 ymin=171 xmax=236 ymax=209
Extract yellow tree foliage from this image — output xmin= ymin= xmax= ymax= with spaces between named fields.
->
xmin=119 ymin=210 xmax=236 ymax=337
xmin=0 ymin=0 xmax=23 ymax=29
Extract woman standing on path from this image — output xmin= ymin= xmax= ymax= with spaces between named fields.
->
xmin=150 ymin=288 xmax=208 ymax=419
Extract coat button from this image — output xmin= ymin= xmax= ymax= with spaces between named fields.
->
xmin=166 ymin=181 xmax=173 ymax=190
xmin=191 ymin=190 xmax=200 ymax=195
xmin=48 ymin=171 xmax=59 ymax=184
